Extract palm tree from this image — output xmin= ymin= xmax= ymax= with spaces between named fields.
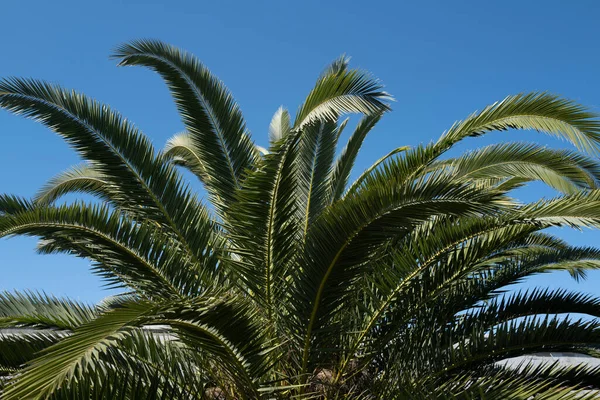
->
xmin=1 ymin=40 xmax=600 ymax=399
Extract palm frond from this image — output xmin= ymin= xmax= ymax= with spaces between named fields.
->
xmin=430 ymin=142 xmax=600 ymax=194
xmin=0 ymin=77 xmax=219 ymax=279
xmin=354 ymin=94 xmax=600 ymax=199
xmin=296 ymin=120 xmax=339 ymax=237
xmin=34 ymin=163 xmax=114 ymax=205
xmin=3 ymin=43 xmax=600 ymax=399
xmin=456 ymin=288 xmax=600 ymax=337
xmin=0 ymin=290 xmax=97 ymax=330
xmin=62 ymin=330 xmax=209 ymax=399
xmin=0 ymin=202 xmax=217 ymax=297
xmin=345 ymin=145 xmax=411 ymax=197
xmin=439 ymin=92 xmax=600 ymax=155
xmin=0 ymin=194 xmax=34 ymax=215
xmin=225 ymin=132 xmax=301 ymax=313
xmin=295 ymin=173 xmax=511 ymax=375
xmin=163 ymin=132 xmax=208 ymax=183
xmin=0 ymin=330 xmax=63 ymax=371
xmin=156 ymin=295 xmax=274 ymax=397
xmin=2 ymin=300 xmax=152 ymax=400
xmin=319 ymin=54 xmax=351 ymax=78
xmin=437 ymin=316 xmax=600 ymax=378
xmin=330 ymin=112 xmax=383 ymax=202
xmin=293 ymin=58 xmax=392 ymax=130
xmin=269 ymin=106 xmax=291 ymax=144
xmin=112 ymin=39 xmax=260 ymax=212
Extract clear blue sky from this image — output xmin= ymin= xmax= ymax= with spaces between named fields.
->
xmin=0 ymin=0 xmax=599 ymax=304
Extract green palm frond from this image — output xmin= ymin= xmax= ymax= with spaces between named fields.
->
xmin=418 ymin=366 xmax=600 ymax=400
xmin=517 ymin=189 xmax=600 ymax=228
xmin=0 ymin=202 xmax=217 ymax=297
xmin=2 ymin=300 xmax=153 ymax=400
xmin=430 ymin=142 xmax=600 ymax=194
xmin=492 ymin=361 xmax=600 ymax=394
xmin=437 ymin=316 xmax=600 ymax=377
xmin=34 ymin=163 xmax=114 ymax=205
xmin=319 ymin=54 xmax=351 ymax=78
xmin=330 ymin=112 xmax=383 ymax=202
xmin=49 ymin=329 xmax=210 ymax=399
xmin=0 ymin=194 xmax=34 ymax=215
xmin=225 ymin=132 xmax=301 ymax=313
xmin=295 ymin=173 xmax=511 ymax=375
xmin=0 ymin=330 xmax=63 ymax=371
xmin=0 ymin=78 xmax=165 ymax=217
xmin=112 ymin=39 xmax=260 ymax=213
xmin=353 ymin=94 xmax=600 ymax=200
xmin=158 ymin=296 xmax=274 ymax=397
xmin=293 ymin=58 xmax=392 ymax=130
xmin=0 ymin=78 xmax=219 ymax=277
xmin=456 ymin=289 xmax=600 ymax=336
xmin=163 ymin=132 xmax=208 ymax=183
xmin=296 ymin=120 xmax=339 ymax=236
xmin=0 ymin=291 xmax=97 ymax=330
xmin=439 ymin=92 xmax=600 ymax=154
xmin=344 ymin=145 xmax=411 ymax=197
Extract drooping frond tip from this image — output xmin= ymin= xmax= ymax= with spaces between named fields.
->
xmin=292 ymin=53 xmax=394 ymax=131
xmin=440 ymin=92 xmax=600 ymax=156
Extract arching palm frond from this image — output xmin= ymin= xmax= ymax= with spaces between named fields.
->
xmin=163 ymin=132 xmax=208 ymax=183
xmin=429 ymin=142 xmax=600 ymax=194
xmin=112 ymin=39 xmax=260 ymax=215
xmin=34 ymin=163 xmax=114 ymax=205
xmin=293 ymin=58 xmax=391 ymax=130
xmin=330 ymin=112 xmax=383 ymax=202
xmin=2 ymin=299 xmax=153 ymax=400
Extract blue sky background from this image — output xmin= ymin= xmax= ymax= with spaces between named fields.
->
xmin=0 ymin=0 xmax=599 ymax=304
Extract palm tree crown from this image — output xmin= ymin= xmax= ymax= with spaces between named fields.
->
xmin=1 ymin=40 xmax=600 ymax=399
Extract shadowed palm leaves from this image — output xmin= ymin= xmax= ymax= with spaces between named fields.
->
xmin=1 ymin=40 xmax=600 ymax=399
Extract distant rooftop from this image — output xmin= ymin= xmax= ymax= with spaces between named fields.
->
xmin=500 ymin=352 xmax=600 ymax=370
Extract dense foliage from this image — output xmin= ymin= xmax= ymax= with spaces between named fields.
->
xmin=1 ymin=41 xmax=600 ymax=399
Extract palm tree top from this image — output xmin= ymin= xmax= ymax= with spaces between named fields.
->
xmin=1 ymin=39 xmax=600 ymax=398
